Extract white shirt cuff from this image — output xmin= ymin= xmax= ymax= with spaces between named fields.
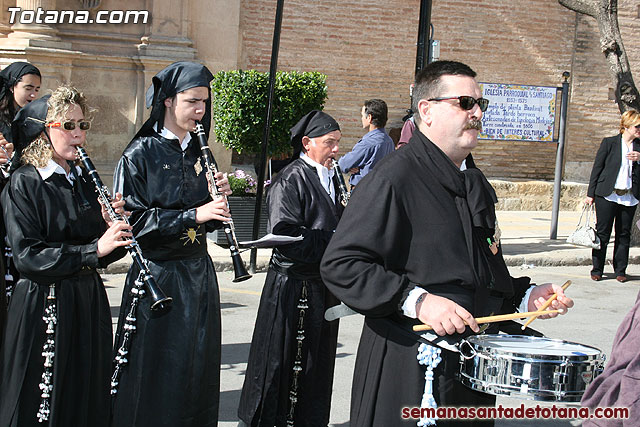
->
xmin=402 ymin=288 xmax=428 ymax=319
xmin=518 ymin=285 xmax=536 ymax=314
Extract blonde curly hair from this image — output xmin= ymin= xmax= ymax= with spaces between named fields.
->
xmin=21 ymin=85 xmax=94 ymax=168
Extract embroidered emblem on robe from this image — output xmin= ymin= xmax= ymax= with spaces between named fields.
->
xmin=194 ymin=157 xmax=203 ymax=176
xmin=181 ymin=225 xmax=202 ymax=245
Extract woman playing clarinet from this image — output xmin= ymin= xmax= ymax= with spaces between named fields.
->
xmin=0 ymin=85 xmax=131 ymax=427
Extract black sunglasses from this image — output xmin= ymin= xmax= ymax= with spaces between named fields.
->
xmin=47 ymin=121 xmax=91 ymax=131
xmin=428 ymin=96 xmax=490 ymax=112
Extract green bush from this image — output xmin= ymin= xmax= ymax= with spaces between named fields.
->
xmin=211 ymin=70 xmax=328 ymax=156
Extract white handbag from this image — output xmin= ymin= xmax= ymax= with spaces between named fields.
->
xmin=566 ymin=204 xmax=601 ymax=250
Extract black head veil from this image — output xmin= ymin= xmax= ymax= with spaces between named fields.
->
xmin=10 ymin=94 xmax=50 ymax=171
xmin=135 ymin=61 xmax=214 ymax=139
xmin=289 ymin=110 xmax=340 ymax=158
xmin=0 ymin=62 xmax=41 ymax=102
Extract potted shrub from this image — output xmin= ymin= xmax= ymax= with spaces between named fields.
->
xmin=210 ymin=69 xmax=328 ymax=156
xmin=211 ymin=70 xmax=327 ymax=245
xmin=216 ymin=169 xmax=269 ymax=245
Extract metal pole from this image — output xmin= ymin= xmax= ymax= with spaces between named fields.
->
xmin=415 ymin=0 xmax=432 ymax=75
xmin=550 ymin=72 xmax=571 ymax=239
xmin=249 ymin=0 xmax=285 ymax=273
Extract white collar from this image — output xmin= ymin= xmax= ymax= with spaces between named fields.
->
xmin=300 ymin=152 xmax=335 ymax=198
xmin=300 ymin=152 xmax=334 ymax=176
xmin=157 ymin=123 xmax=192 ymax=151
xmin=37 ymin=159 xmax=82 ymax=184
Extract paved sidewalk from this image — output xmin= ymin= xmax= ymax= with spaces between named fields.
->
xmin=101 ymin=210 xmax=640 ymax=275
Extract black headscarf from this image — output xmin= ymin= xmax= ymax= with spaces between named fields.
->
xmin=136 ymin=61 xmax=214 ymax=139
xmin=289 ymin=110 xmax=340 ymax=158
xmin=0 ymin=62 xmax=41 ymax=102
xmin=10 ymin=94 xmax=50 ymax=172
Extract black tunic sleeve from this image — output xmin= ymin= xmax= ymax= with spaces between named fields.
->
xmin=268 ymin=174 xmax=334 ymax=264
xmin=2 ymin=170 xmax=102 ymax=284
xmin=115 ymin=154 xmax=202 ymax=243
xmin=320 ymin=173 xmax=411 ymax=317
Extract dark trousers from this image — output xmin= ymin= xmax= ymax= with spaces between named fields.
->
xmin=592 ymin=196 xmax=637 ymax=276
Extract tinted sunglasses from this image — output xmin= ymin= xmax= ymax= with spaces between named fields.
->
xmin=428 ymin=96 xmax=490 ymax=112
xmin=47 ymin=121 xmax=91 ymax=131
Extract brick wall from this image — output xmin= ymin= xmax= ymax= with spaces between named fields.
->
xmin=430 ymin=0 xmax=575 ymax=179
xmin=563 ymin=0 xmax=640 ymax=182
xmin=238 ymin=0 xmax=640 ymax=182
xmin=239 ymin=0 xmax=418 ymax=157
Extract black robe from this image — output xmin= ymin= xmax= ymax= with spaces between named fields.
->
xmin=0 ymin=119 xmax=12 ymax=343
xmin=111 ymin=131 xmax=223 ymax=427
xmin=320 ymin=132 xmax=531 ymax=427
xmin=0 ymin=173 xmax=7 ymax=346
xmin=238 ymin=158 xmax=344 ymax=427
xmin=0 ymin=164 xmax=121 ymax=427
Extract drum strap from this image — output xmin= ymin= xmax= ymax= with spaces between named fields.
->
xmin=381 ymin=318 xmax=460 ymax=353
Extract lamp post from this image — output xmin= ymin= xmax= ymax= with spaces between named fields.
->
xmin=250 ymin=0 xmax=285 ymax=273
xmin=550 ymin=71 xmax=571 ymax=239
xmin=415 ymin=0 xmax=432 ymax=75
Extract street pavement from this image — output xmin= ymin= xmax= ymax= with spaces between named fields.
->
xmin=100 ymin=210 xmax=640 ymax=426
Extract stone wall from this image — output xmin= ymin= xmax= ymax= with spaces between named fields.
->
xmin=0 ymin=0 xmax=240 ymax=187
xmin=491 ymin=179 xmax=586 ymax=211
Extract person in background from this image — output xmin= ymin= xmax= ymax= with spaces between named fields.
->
xmin=581 ymin=287 xmax=640 ymax=425
xmin=0 ymin=61 xmax=41 ymax=140
xmin=337 ymin=99 xmax=394 ymax=190
xmin=0 ymin=62 xmax=42 ymax=338
xmin=585 ymin=110 xmax=640 ymax=283
xmin=397 ymin=116 xmax=415 ymax=149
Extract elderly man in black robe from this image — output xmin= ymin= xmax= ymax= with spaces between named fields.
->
xmin=320 ymin=60 xmax=574 ymax=427
xmin=237 ymin=110 xmax=344 ymax=427
xmin=111 ymin=61 xmax=232 ymax=427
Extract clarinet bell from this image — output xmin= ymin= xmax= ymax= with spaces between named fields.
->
xmin=232 ymin=254 xmax=252 ymax=282
xmin=149 ymin=291 xmax=173 ymax=311
xmin=139 ymin=271 xmax=172 ymax=311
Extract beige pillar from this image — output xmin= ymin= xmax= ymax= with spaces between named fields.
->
xmin=137 ymin=0 xmax=196 ymax=59
xmin=8 ymin=0 xmax=60 ymax=40
xmin=0 ymin=0 xmax=14 ymax=36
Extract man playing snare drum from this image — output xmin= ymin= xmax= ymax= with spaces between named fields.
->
xmin=320 ymin=60 xmax=574 ymax=426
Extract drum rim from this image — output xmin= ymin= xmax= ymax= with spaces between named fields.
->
xmin=457 ymin=374 xmax=587 ymax=403
xmin=463 ymin=334 xmax=602 ymax=360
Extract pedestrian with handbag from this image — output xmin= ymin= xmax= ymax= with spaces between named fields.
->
xmin=585 ymin=109 xmax=640 ymax=282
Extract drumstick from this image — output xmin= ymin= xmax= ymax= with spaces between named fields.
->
xmin=521 ymin=280 xmax=572 ymax=331
xmin=412 ymin=309 xmax=561 ymax=332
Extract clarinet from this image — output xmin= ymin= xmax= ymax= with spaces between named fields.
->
xmin=331 ymin=159 xmax=350 ymax=207
xmin=194 ymin=121 xmax=251 ymax=282
xmin=75 ymin=147 xmax=173 ymax=395
xmin=36 ymin=284 xmax=56 ymax=423
xmin=76 ymin=146 xmax=172 ymax=311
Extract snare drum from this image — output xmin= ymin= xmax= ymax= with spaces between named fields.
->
xmin=458 ymin=334 xmax=605 ymax=402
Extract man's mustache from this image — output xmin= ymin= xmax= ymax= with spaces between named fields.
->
xmin=465 ymin=119 xmax=482 ymax=131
